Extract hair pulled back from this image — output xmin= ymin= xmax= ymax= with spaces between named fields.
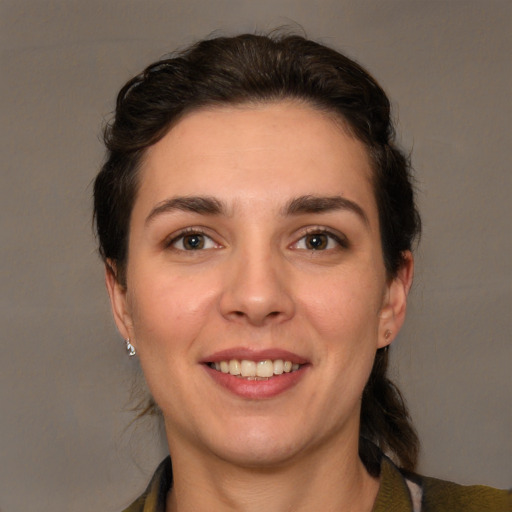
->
xmin=94 ymin=33 xmax=421 ymax=473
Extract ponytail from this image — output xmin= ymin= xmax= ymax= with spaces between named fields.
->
xmin=359 ymin=347 xmax=419 ymax=475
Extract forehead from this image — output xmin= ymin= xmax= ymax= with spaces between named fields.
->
xmin=136 ymin=101 xmax=377 ymax=220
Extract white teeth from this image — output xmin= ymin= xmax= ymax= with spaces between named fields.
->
xmin=228 ymin=359 xmax=241 ymax=375
xmin=273 ymin=359 xmax=284 ymax=375
xmin=211 ymin=358 xmax=301 ymax=378
xmin=240 ymin=360 xmax=256 ymax=377
xmin=256 ymin=360 xmax=274 ymax=378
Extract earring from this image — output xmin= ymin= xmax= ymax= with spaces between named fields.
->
xmin=125 ymin=338 xmax=136 ymax=357
xmin=384 ymin=329 xmax=392 ymax=341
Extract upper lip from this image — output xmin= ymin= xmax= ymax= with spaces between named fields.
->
xmin=201 ymin=347 xmax=309 ymax=365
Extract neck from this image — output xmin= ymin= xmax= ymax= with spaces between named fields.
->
xmin=165 ymin=430 xmax=379 ymax=512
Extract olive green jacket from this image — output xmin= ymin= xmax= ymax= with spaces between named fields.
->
xmin=122 ymin=456 xmax=510 ymax=511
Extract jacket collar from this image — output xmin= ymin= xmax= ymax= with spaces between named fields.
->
xmin=127 ymin=455 xmax=415 ymax=512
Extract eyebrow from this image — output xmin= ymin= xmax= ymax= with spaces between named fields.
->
xmin=283 ymin=195 xmax=369 ymax=225
xmin=145 ymin=194 xmax=369 ymax=226
xmin=145 ymin=196 xmax=225 ymax=225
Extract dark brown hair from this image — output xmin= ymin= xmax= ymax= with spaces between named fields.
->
xmin=94 ymin=33 xmax=421 ymax=473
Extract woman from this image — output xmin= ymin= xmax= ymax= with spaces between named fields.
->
xmin=94 ymin=34 xmax=509 ymax=512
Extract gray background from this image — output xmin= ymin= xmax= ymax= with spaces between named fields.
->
xmin=1 ymin=1 xmax=510 ymax=510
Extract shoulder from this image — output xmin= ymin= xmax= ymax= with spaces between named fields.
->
xmin=375 ymin=456 xmax=510 ymax=512
xmin=122 ymin=495 xmax=147 ymax=512
xmin=419 ymin=474 xmax=511 ymax=512
xmin=121 ymin=457 xmax=172 ymax=512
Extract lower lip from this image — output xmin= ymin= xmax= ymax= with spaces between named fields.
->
xmin=204 ymin=364 xmax=309 ymax=399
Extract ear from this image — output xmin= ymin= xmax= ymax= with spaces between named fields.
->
xmin=104 ymin=261 xmax=135 ymax=345
xmin=377 ymin=251 xmax=414 ymax=349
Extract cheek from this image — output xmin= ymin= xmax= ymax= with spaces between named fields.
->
xmin=300 ymin=270 xmax=384 ymax=385
xmin=127 ymin=268 xmax=219 ymax=350
xmin=125 ymin=271 xmax=220 ymax=412
xmin=300 ymin=270 xmax=384 ymax=340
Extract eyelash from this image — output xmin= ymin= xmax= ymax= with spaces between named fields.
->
xmin=293 ymin=228 xmax=349 ymax=251
xmin=164 ymin=227 xmax=349 ymax=252
xmin=165 ymin=228 xmax=219 ymax=251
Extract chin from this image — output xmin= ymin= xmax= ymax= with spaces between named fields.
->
xmin=205 ymin=421 xmax=312 ymax=469
xmin=216 ymin=441 xmax=303 ymax=469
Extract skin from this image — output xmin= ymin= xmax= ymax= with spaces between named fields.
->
xmin=106 ymin=101 xmax=413 ymax=511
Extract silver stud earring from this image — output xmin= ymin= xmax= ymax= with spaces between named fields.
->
xmin=125 ymin=338 xmax=136 ymax=357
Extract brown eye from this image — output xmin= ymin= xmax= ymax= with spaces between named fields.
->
xmin=292 ymin=230 xmax=347 ymax=251
xmin=182 ymin=234 xmax=205 ymax=250
xmin=170 ymin=232 xmax=218 ymax=251
xmin=305 ymin=233 xmax=329 ymax=250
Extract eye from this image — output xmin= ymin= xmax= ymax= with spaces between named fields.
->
xmin=169 ymin=230 xmax=219 ymax=251
xmin=293 ymin=230 xmax=347 ymax=251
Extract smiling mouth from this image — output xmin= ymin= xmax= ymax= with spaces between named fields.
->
xmin=208 ymin=359 xmax=302 ymax=380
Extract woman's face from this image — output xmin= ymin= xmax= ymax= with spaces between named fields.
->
xmin=107 ymin=101 xmax=411 ymax=468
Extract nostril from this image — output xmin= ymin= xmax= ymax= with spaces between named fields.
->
xmin=229 ymin=309 xmax=282 ymax=323
xmin=221 ymin=285 xmax=295 ymax=325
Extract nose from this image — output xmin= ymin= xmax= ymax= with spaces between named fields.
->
xmin=219 ymin=245 xmax=295 ymax=326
